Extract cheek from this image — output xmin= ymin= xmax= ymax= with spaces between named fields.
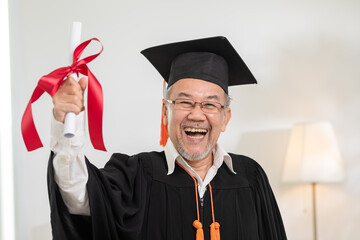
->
xmin=220 ymin=110 xmax=231 ymax=132
xmin=167 ymin=111 xmax=185 ymax=134
xmin=221 ymin=118 xmax=226 ymax=132
xmin=209 ymin=115 xmax=226 ymax=133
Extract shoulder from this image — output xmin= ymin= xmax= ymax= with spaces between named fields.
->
xmin=228 ymin=153 xmax=269 ymax=186
xmin=229 ymin=153 xmax=263 ymax=171
xmin=103 ymin=151 xmax=166 ymax=176
xmin=106 ymin=151 xmax=165 ymax=164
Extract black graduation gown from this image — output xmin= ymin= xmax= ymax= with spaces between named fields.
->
xmin=47 ymin=151 xmax=287 ymax=240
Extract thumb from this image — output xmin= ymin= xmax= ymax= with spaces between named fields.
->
xmin=79 ymin=77 xmax=88 ymax=92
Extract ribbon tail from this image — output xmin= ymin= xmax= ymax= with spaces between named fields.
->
xmin=87 ymin=69 xmax=106 ymax=151
xmin=21 ymin=87 xmax=45 ymax=151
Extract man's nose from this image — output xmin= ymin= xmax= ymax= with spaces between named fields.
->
xmin=187 ymin=103 xmax=206 ymax=121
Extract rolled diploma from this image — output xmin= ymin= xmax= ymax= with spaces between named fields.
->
xmin=64 ymin=22 xmax=82 ymax=138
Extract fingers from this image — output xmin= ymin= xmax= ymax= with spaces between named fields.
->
xmin=52 ymin=77 xmax=87 ymax=123
xmin=52 ymin=95 xmax=84 ymax=123
xmin=53 ymin=98 xmax=84 ymax=113
xmin=60 ymin=77 xmax=84 ymax=95
xmin=79 ymin=77 xmax=88 ymax=92
xmin=53 ymin=93 xmax=83 ymax=110
xmin=53 ymin=102 xmax=84 ymax=123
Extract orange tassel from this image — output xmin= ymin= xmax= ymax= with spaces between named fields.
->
xmin=193 ymin=220 xmax=204 ymax=240
xmin=160 ymin=100 xmax=169 ymax=147
xmin=210 ymin=222 xmax=220 ymax=240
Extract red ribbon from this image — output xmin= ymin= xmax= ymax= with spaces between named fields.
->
xmin=21 ymin=38 xmax=106 ymax=152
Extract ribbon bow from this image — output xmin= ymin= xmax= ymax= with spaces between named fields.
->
xmin=21 ymin=38 xmax=106 ymax=151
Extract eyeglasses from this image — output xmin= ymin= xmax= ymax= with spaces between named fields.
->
xmin=165 ymin=98 xmax=225 ymax=114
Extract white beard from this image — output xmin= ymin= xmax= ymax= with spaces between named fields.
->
xmin=177 ymin=142 xmax=212 ymax=161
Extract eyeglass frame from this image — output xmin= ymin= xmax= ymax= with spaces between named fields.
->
xmin=164 ymin=98 xmax=225 ymax=113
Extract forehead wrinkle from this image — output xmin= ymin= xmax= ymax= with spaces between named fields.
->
xmin=176 ymin=92 xmax=192 ymax=98
xmin=205 ymin=95 xmax=221 ymax=101
xmin=176 ymin=92 xmax=222 ymax=101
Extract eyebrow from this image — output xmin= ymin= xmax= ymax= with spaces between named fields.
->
xmin=177 ymin=92 xmax=192 ymax=98
xmin=205 ymin=95 xmax=221 ymax=101
xmin=176 ymin=92 xmax=221 ymax=101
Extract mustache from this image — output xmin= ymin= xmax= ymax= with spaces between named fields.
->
xmin=180 ymin=121 xmax=212 ymax=131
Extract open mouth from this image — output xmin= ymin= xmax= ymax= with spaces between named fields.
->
xmin=184 ymin=127 xmax=208 ymax=139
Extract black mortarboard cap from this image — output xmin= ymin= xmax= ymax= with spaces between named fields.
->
xmin=141 ymin=36 xmax=257 ymax=94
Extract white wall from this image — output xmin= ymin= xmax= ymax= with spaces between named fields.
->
xmin=9 ymin=0 xmax=360 ymax=239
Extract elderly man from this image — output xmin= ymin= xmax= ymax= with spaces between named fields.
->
xmin=48 ymin=36 xmax=287 ymax=240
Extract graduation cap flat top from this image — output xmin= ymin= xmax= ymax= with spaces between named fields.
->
xmin=141 ymin=36 xmax=257 ymax=94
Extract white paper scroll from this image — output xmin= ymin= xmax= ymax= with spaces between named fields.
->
xmin=64 ymin=22 xmax=82 ymax=138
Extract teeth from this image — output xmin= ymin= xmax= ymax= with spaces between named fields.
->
xmin=188 ymin=134 xmax=204 ymax=139
xmin=184 ymin=127 xmax=208 ymax=133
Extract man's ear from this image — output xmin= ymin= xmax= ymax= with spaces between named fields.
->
xmin=162 ymin=102 xmax=168 ymax=126
xmin=221 ymin=107 xmax=231 ymax=132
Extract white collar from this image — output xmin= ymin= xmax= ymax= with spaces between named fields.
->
xmin=164 ymin=140 xmax=236 ymax=175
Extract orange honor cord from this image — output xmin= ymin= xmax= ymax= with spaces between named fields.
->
xmin=209 ymin=183 xmax=220 ymax=240
xmin=176 ymin=162 xmax=220 ymax=240
xmin=176 ymin=162 xmax=204 ymax=240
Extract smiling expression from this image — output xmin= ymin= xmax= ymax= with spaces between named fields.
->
xmin=163 ymin=78 xmax=231 ymax=162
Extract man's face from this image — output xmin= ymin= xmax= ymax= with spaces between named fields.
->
xmin=163 ymin=78 xmax=231 ymax=161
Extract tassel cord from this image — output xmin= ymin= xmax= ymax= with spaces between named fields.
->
xmin=176 ymin=162 xmax=220 ymax=240
xmin=160 ymin=80 xmax=169 ymax=147
xmin=209 ymin=183 xmax=220 ymax=240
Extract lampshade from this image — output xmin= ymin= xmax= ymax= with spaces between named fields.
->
xmin=282 ymin=122 xmax=345 ymax=183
